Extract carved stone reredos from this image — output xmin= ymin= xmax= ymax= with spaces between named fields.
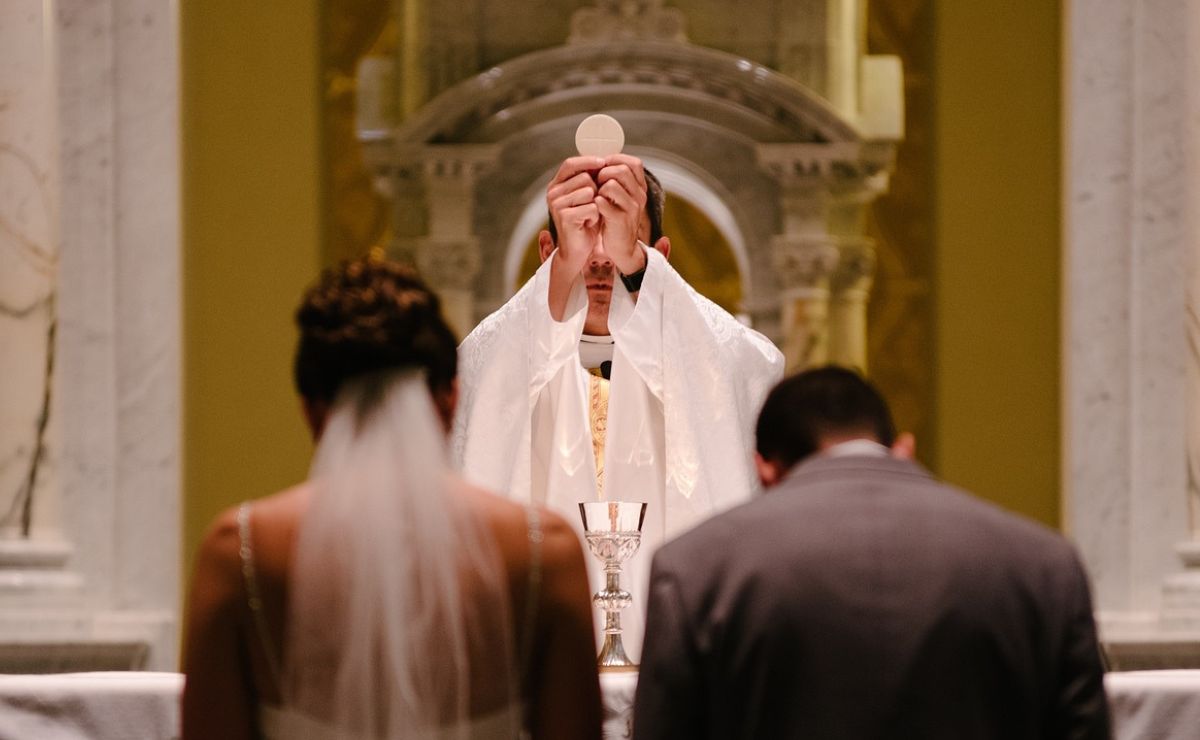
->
xmin=569 ymin=0 xmax=688 ymax=46
xmin=390 ymin=42 xmax=859 ymax=148
xmin=363 ymin=10 xmax=902 ymax=346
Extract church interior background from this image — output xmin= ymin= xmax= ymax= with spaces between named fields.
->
xmin=2 ymin=0 xmax=1198 ymax=671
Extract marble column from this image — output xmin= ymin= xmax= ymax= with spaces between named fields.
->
xmin=408 ymin=145 xmax=497 ymax=337
xmin=0 ymin=0 xmax=180 ymax=671
xmin=824 ymin=0 xmax=862 ymax=118
xmin=1161 ymin=0 xmax=1200 ymax=633
xmin=0 ymin=0 xmax=77 ymax=595
xmin=1064 ymin=0 xmax=1200 ymax=667
xmin=771 ymin=236 xmax=840 ymax=369
xmin=774 ymin=0 xmax=862 ymax=118
xmin=829 ymin=237 xmax=876 ymax=371
xmin=758 ymin=148 xmax=834 ymax=370
xmin=759 ymin=144 xmax=885 ymax=371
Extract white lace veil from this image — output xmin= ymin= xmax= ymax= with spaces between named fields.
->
xmin=283 ymin=370 xmax=520 ymax=739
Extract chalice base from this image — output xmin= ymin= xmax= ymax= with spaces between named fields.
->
xmin=597 ymin=632 xmax=638 ymax=672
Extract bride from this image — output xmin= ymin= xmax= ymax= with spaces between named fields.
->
xmin=181 ymin=254 xmax=602 ymax=739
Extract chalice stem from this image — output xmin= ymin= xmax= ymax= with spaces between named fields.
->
xmin=597 ymin=563 xmax=633 ymax=668
xmin=605 ymin=609 xmax=621 ymax=634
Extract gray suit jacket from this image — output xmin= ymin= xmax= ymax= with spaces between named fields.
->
xmin=633 ymin=454 xmax=1110 ymax=740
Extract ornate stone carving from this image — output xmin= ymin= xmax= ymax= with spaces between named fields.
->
xmin=393 ymin=43 xmax=856 ymax=147
xmin=414 ymin=238 xmax=483 ymax=292
xmin=833 ymin=237 xmax=877 ymax=293
xmin=398 ymin=144 xmax=499 ymax=241
xmin=757 ymin=142 xmax=892 ymax=186
xmin=771 ymin=237 xmax=840 ymax=290
xmin=569 ymin=0 xmax=687 ymax=45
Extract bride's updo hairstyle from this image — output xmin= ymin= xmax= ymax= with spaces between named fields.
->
xmin=293 ymin=252 xmax=458 ymax=412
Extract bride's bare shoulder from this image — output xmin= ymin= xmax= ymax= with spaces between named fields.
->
xmin=192 ymin=483 xmax=312 ymax=582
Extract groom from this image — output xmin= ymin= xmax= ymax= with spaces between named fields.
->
xmin=634 ymin=366 xmax=1110 ymax=739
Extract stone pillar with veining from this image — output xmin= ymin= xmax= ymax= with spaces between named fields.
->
xmin=406 ymin=146 xmax=497 ymax=337
xmin=1161 ymin=0 xmax=1200 ymax=635
xmin=0 ymin=0 xmax=79 ymax=596
xmin=1064 ymin=0 xmax=1200 ymax=668
xmin=0 ymin=0 xmax=180 ymax=672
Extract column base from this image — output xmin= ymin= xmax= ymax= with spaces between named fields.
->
xmin=1160 ymin=542 xmax=1200 ymax=630
xmin=1101 ymin=630 xmax=1200 ymax=671
xmin=0 ymin=539 xmax=84 ymax=608
xmin=0 ymin=609 xmax=175 ymax=673
xmin=1099 ymin=542 xmax=1200 ymax=670
xmin=0 ymin=540 xmax=176 ymax=671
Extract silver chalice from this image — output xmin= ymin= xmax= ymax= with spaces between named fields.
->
xmin=579 ymin=501 xmax=647 ymax=670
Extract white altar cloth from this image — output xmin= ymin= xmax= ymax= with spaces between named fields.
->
xmin=0 ymin=671 xmax=182 ymax=739
xmin=601 ymin=671 xmax=638 ymax=738
xmin=0 ymin=669 xmax=1194 ymax=738
xmin=1105 ymin=669 xmax=1200 ymax=740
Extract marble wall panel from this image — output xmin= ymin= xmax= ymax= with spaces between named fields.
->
xmin=0 ymin=0 xmax=61 ymax=541
xmin=1065 ymin=0 xmax=1192 ymax=624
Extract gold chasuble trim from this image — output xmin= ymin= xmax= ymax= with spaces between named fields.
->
xmin=587 ymin=368 xmax=610 ymax=498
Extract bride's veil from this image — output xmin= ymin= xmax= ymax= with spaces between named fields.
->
xmin=283 ymin=370 xmax=520 ymax=739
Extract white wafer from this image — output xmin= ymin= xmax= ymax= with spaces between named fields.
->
xmin=575 ymin=114 xmax=625 ymax=157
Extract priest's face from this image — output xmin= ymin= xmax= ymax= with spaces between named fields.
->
xmin=579 ymin=218 xmax=653 ymax=334
xmin=579 ymin=242 xmax=616 ymax=335
xmin=538 ymin=216 xmax=669 ymax=335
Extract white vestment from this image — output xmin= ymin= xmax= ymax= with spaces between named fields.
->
xmin=452 ymin=248 xmax=784 ymax=658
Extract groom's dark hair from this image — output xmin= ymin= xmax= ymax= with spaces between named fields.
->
xmin=756 ymin=366 xmax=896 ymax=471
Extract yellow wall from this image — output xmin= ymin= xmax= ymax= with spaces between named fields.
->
xmin=182 ymin=1 xmax=323 ymax=585
xmin=932 ymin=1 xmax=1061 ymax=526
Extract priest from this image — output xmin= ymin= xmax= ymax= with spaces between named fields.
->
xmin=452 ymin=153 xmax=784 ymax=657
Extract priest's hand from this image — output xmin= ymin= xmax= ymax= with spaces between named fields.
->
xmin=547 ymin=156 xmax=604 ymax=277
xmin=545 ymin=156 xmax=603 ymax=321
xmin=596 ymin=154 xmax=648 ymax=276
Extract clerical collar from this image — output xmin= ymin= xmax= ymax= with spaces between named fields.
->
xmin=579 ymin=333 xmax=614 ymax=370
xmin=822 ymin=439 xmax=891 ymax=458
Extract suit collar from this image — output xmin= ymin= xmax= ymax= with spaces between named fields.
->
xmin=775 ymin=452 xmax=934 ymax=490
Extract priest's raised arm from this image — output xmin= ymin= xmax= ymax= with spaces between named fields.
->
xmin=451 ymin=154 xmax=784 ymax=658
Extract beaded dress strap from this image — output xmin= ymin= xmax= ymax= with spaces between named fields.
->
xmin=520 ymin=506 xmax=544 ymax=683
xmin=237 ymin=502 xmax=282 ymax=694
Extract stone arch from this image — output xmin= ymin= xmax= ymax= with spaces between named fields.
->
xmin=368 ymin=38 xmax=900 ymax=366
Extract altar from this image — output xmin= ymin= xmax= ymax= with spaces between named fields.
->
xmin=0 ymin=670 xmax=1194 ymax=739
